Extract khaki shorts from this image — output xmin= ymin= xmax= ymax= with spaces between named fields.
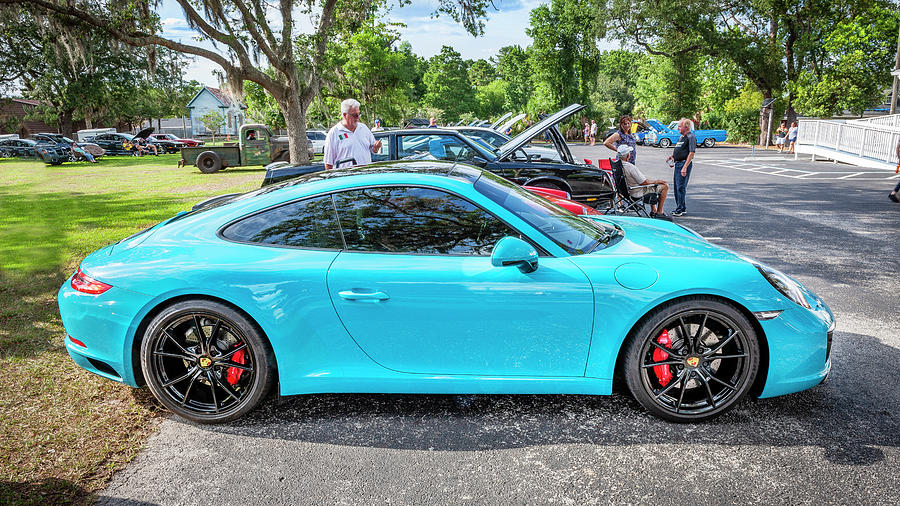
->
xmin=629 ymin=184 xmax=658 ymax=199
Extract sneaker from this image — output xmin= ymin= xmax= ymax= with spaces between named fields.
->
xmin=651 ymin=212 xmax=673 ymax=221
xmin=890 ymin=193 xmax=899 ymax=203
xmin=672 ymin=210 xmax=685 ymax=217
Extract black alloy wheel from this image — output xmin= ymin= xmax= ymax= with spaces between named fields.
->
xmin=659 ymin=138 xmax=672 ymax=148
xmin=624 ymin=298 xmax=759 ymax=422
xmin=141 ymin=300 xmax=274 ymax=423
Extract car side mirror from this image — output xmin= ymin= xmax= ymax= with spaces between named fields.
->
xmin=491 ymin=237 xmax=538 ymax=273
xmin=471 ymin=156 xmax=488 ymax=167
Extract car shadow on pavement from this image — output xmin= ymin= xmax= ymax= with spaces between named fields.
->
xmin=191 ymin=330 xmax=898 ymax=466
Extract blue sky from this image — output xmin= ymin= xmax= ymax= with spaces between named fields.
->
xmin=158 ymin=0 xmax=617 ymax=86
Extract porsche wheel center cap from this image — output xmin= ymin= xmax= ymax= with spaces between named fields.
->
xmin=685 ymin=356 xmax=700 ymax=368
xmin=199 ymin=356 xmax=213 ymax=369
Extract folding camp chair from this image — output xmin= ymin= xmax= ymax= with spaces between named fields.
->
xmin=605 ymin=158 xmax=659 ymax=217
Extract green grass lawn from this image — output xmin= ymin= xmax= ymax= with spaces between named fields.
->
xmin=0 ymin=154 xmax=262 ymax=505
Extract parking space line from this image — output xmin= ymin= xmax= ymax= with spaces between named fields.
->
xmin=698 ymin=158 xmax=899 ymax=180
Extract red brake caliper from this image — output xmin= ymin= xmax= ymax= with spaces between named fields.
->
xmin=652 ymin=329 xmax=673 ymax=386
xmin=226 ymin=347 xmax=246 ymax=386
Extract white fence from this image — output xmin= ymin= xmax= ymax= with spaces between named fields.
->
xmin=796 ymin=119 xmax=900 ymax=170
xmin=848 ymin=114 xmax=900 ymax=128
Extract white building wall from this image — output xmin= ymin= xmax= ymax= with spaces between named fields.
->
xmin=188 ymin=89 xmax=245 ymax=136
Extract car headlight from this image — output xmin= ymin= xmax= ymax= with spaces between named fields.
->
xmin=754 ymin=263 xmax=810 ymax=309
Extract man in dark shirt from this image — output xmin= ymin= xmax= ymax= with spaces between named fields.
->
xmin=666 ymin=118 xmax=697 ymax=217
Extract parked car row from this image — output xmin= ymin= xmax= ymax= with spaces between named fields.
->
xmin=0 ymin=138 xmax=70 ymax=164
xmin=0 ymin=128 xmax=206 ymax=164
xmin=639 ymin=119 xmax=727 ymax=148
xmin=86 ymin=127 xmax=202 ymax=156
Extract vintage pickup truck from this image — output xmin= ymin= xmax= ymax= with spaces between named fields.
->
xmin=181 ymin=123 xmax=312 ymax=173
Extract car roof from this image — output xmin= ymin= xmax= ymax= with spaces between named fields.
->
xmin=180 ymin=161 xmax=487 ymax=221
xmin=270 ymin=160 xmax=483 ymax=190
xmin=374 ymin=128 xmax=463 ymax=136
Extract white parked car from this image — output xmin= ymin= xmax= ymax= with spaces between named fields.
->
xmin=306 ymin=130 xmax=326 ymax=154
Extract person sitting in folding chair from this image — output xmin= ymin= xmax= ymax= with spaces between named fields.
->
xmin=612 ymin=145 xmax=670 ymax=220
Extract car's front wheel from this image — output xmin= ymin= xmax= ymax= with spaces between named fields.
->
xmin=659 ymin=138 xmax=672 ymax=148
xmin=140 ymin=300 xmax=275 ymax=423
xmin=623 ymin=298 xmax=759 ymax=422
xmin=703 ymin=138 xmax=716 ymax=148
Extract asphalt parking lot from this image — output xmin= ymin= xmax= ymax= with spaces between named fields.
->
xmin=99 ymin=144 xmax=900 ymax=505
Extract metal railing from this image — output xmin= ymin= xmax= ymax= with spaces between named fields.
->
xmin=796 ymin=119 xmax=900 ymax=169
xmin=848 ymin=114 xmax=900 ymax=128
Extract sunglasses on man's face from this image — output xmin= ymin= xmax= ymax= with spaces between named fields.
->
xmin=345 ymin=112 xmax=360 ymax=119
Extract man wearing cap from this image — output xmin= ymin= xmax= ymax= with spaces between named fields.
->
xmin=618 ymin=145 xmax=670 ymax=220
xmin=324 ymin=98 xmax=382 ymax=170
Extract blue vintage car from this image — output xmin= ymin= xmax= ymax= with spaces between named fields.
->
xmin=643 ymin=119 xmax=727 ymax=148
xmin=58 ymin=162 xmax=833 ymax=424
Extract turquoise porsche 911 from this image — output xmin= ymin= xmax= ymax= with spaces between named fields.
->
xmin=58 ymin=161 xmax=834 ymax=423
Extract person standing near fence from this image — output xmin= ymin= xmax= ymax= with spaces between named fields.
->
xmin=787 ymin=121 xmax=799 ymax=154
xmin=589 ymin=120 xmax=597 ymax=146
xmin=666 ymin=118 xmax=696 ymax=217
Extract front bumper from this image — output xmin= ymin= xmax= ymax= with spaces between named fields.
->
xmin=758 ymin=302 xmax=834 ymax=398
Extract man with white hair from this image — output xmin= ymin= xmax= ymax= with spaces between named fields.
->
xmin=665 ymin=118 xmax=697 ymax=217
xmin=324 ymin=98 xmax=382 ymax=170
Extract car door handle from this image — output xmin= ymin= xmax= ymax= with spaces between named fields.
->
xmin=338 ymin=290 xmax=390 ymax=302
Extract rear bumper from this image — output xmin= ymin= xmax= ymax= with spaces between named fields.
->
xmin=58 ymin=276 xmax=151 ymax=387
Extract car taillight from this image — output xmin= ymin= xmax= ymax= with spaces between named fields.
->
xmin=71 ymin=267 xmax=112 ymax=294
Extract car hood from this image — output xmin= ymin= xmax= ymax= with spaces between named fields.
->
xmin=497 ymin=113 xmax=527 ymax=134
xmin=583 ymin=215 xmax=743 ymax=261
xmin=490 ymin=112 xmax=513 ymax=129
xmin=646 ymin=119 xmax=670 ymax=132
xmin=496 ymin=104 xmax=585 ymax=160
xmin=134 ymin=127 xmax=155 ymax=139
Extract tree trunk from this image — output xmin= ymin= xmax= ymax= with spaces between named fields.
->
xmin=59 ymin=109 xmax=74 ymax=137
xmin=758 ymin=90 xmax=772 ymax=146
xmin=784 ymin=23 xmax=798 ymax=126
xmin=277 ymin=87 xmax=309 ymax=165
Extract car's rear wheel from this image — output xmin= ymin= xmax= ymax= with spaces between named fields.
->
xmin=659 ymin=138 xmax=672 ymax=148
xmin=703 ymin=138 xmax=716 ymax=148
xmin=623 ymin=298 xmax=759 ymax=422
xmin=196 ymin=151 xmax=224 ymax=173
xmin=140 ymin=300 xmax=275 ymax=423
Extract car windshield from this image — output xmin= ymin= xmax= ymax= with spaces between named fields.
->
xmin=473 ymin=171 xmax=620 ymax=255
xmin=467 ymin=136 xmax=500 ymax=155
xmin=463 ymin=129 xmax=507 ymax=149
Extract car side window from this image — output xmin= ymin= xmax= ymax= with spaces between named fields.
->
xmin=331 ymin=186 xmax=518 ymax=255
xmin=221 ymin=195 xmax=343 ymax=249
xmin=398 ymin=134 xmax=476 ymax=162
xmin=372 ymin=135 xmax=392 ymax=162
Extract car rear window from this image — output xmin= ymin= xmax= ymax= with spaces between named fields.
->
xmin=220 ymin=195 xmax=343 ymax=249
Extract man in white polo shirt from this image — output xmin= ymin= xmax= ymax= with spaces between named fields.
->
xmin=324 ymin=98 xmax=382 ymax=170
